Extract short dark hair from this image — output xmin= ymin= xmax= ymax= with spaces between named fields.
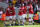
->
xmin=28 ymin=2 xmax=30 ymax=4
xmin=9 ymin=4 xmax=10 ymax=6
xmin=24 ymin=3 xmax=26 ymax=6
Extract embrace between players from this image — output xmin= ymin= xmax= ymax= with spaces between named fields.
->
xmin=3 ymin=2 xmax=34 ymax=25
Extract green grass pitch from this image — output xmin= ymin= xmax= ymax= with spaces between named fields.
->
xmin=6 ymin=25 xmax=40 ymax=27
xmin=0 ymin=20 xmax=40 ymax=27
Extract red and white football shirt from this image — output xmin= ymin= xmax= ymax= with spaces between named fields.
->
xmin=10 ymin=7 xmax=16 ymax=16
xmin=28 ymin=5 xmax=33 ymax=14
xmin=18 ymin=7 xmax=24 ymax=15
xmin=23 ymin=6 xmax=27 ymax=14
xmin=6 ymin=7 xmax=11 ymax=16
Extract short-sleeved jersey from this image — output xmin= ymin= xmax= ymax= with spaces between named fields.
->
xmin=23 ymin=6 xmax=27 ymax=14
xmin=6 ymin=7 xmax=11 ymax=16
xmin=29 ymin=5 xmax=33 ymax=14
xmin=10 ymin=7 xmax=16 ymax=16
xmin=18 ymin=7 xmax=24 ymax=15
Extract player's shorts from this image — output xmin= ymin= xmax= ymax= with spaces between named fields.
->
xmin=10 ymin=15 xmax=16 ymax=20
xmin=22 ymin=14 xmax=27 ymax=18
xmin=18 ymin=15 xmax=26 ymax=22
xmin=6 ymin=16 xmax=11 ymax=20
xmin=18 ymin=15 xmax=23 ymax=20
xmin=28 ymin=14 xmax=33 ymax=18
xmin=29 ymin=18 xmax=33 ymax=22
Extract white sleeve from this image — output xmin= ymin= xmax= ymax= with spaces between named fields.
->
xmin=14 ymin=7 xmax=16 ymax=9
xmin=0 ymin=11 xmax=3 ymax=14
xmin=2 ymin=12 xmax=3 ymax=14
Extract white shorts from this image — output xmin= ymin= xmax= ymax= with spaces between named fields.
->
xmin=10 ymin=15 xmax=16 ymax=20
xmin=18 ymin=15 xmax=25 ymax=22
xmin=29 ymin=14 xmax=33 ymax=18
xmin=18 ymin=15 xmax=23 ymax=20
xmin=22 ymin=14 xmax=27 ymax=18
xmin=29 ymin=18 xmax=33 ymax=22
xmin=6 ymin=16 xmax=11 ymax=20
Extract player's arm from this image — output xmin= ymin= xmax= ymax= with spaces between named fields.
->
xmin=19 ymin=10 xmax=21 ymax=12
xmin=7 ymin=8 xmax=10 ymax=13
xmin=12 ymin=7 xmax=16 ymax=12
xmin=12 ymin=9 xmax=15 ymax=12
xmin=19 ymin=9 xmax=23 ymax=13
xmin=27 ymin=6 xmax=30 ymax=13
xmin=19 ymin=7 xmax=22 ymax=12
xmin=27 ymin=6 xmax=29 ymax=10
xmin=31 ymin=6 xmax=33 ymax=11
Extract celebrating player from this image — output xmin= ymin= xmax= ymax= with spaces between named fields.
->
xmin=10 ymin=4 xmax=16 ymax=26
xmin=22 ymin=3 xmax=27 ymax=25
xmin=28 ymin=2 xmax=34 ymax=25
xmin=6 ymin=4 xmax=11 ymax=25
xmin=18 ymin=4 xmax=24 ymax=25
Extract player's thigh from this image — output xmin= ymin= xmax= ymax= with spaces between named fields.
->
xmin=18 ymin=15 xmax=20 ymax=21
xmin=6 ymin=16 xmax=10 ymax=20
xmin=18 ymin=15 xmax=20 ymax=19
xmin=29 ymin=14 xmax=33 ymax=18
xmin=31 ymin=14 xmax=33 ymax=17
xmin=9 ymin=16 xmax=12 ymax=19
xmin=18 ymin=15 xmax=23 ymax=20
xmin=25 ymin=14 xmax=27 ymax=18
xmin=22 ymin=14 xmax=25 ymax=18
xmin=12 ymin=15 xmax=16 ymax=20
xmin=22 ymin=18 xmax=25 ymax=22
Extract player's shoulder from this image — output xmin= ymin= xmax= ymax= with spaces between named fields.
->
xmin=30 ymin=5 xmax=32 ymax=6
xmin=30 ymin=5 xmax=33 ymax=8
xmin=14 ymin=6 xmax=17 ymax=9
xmin=19 ymin=7 xmax=21 ymax=9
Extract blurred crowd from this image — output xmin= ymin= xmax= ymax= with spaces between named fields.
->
xmin=0 ymin=0 xmax=40 ymax=13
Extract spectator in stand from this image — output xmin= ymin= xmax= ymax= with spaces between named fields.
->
xmin=19 ymin=0 xmax=23 ymax=4
xmin=0 ymin=0 xmax=3 ymax=2
xmin=12 ymin=0 xmax=17 ymax=5
xmin=1 ymin=7 xmax=3 ymax=11
xmin=15 ymin=0 xmax=20 ymax=7
xmin=34 ymin=4 xmax=37 ymax=14
xmin=9 ymin=0 xmax=12 ymax=4
xmin=32 ymin=2 xmax=35 ymax=12
xmin=36 ymin=2 xmax=39 ymax=11
xmin=24 ymin=0 xmax=28 ymax=3
xmin=6 ymin=0 xmax=9 ymax=3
